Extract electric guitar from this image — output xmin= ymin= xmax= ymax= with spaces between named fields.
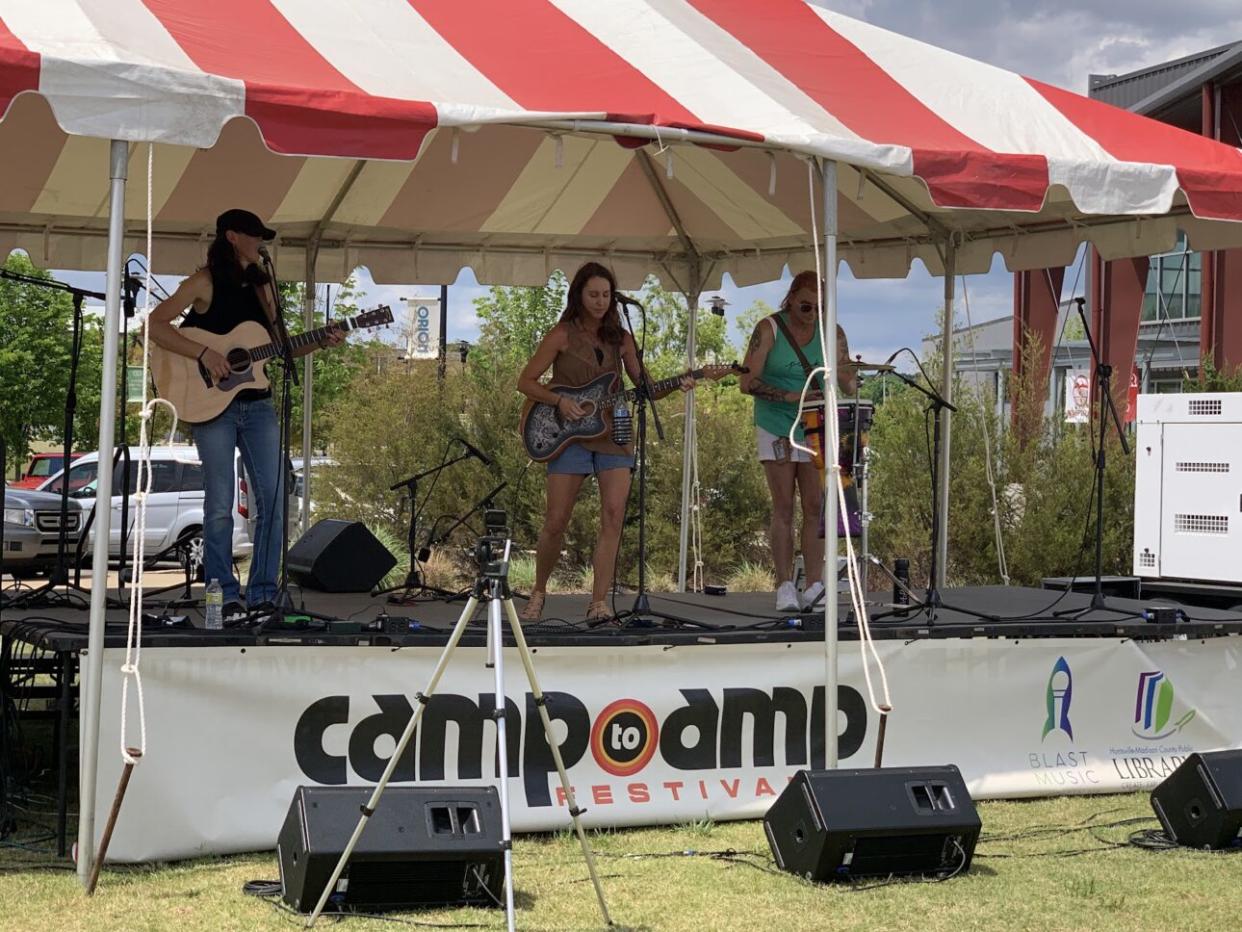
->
xmin=150 ymin=306 xmax=393 ymax=423
xmin=519 ymin=363 xmax=745 ymax=462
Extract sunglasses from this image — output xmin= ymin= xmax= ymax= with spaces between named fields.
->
xmin=797 ymin=301 xmax=819 ymax=313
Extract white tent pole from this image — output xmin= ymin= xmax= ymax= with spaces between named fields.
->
xmin=820 ymin=158 xmax=840 ymax=768
xmin=676 ymin=267 xmax=701 ymax=592
xmin=300 ymin=242 xmax=319 ymax=536
xmin=935 ymin=241 xmax=956 ymax=590
xmin=77 ymin=139 xmax=128 ymax=888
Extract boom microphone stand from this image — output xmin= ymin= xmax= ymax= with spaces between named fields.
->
xmin=886 ymin=369 xmax=957 ymax=625
xmin=373 ymin=442 xmax=488 ymax=602
xmin=1 ymin=269 xmax=117 ymax=610
xmin=1053 ymin=298 xmax=1142 ymax=621
xmin=609 ymin=293 xmax=695 ymax=628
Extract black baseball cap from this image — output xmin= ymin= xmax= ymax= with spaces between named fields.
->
xmin=216 ymin=208 xmax=276 ymax=241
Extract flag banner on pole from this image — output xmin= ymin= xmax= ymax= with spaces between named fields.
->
xmin=405 ymin=296 xmax=441 ymax=360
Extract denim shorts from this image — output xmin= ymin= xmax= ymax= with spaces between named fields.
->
xmin=547 ymin=442 xmax=635 ymax=475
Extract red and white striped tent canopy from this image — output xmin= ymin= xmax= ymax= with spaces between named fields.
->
xmin=3 ymin=0 xmax=1242 ymax=287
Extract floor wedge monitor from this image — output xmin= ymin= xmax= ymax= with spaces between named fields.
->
xmin=286 ymin=519 xmax=396 ymax=592
xmin=277 ymin=785 xmax=504 ymax=912
xmin=1150 ymin=749 xmax=1242 ymax=849
xmin=764 ymin=766 xmax=981 ymax=881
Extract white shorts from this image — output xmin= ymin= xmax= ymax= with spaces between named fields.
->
xmin=756 ymin=425 xmax=813 ymax=463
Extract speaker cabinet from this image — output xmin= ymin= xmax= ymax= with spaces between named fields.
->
xmin=1150 ymin=750 xmax=1242 ymax=849
xmin=278 ymin=785 xmax=504 ymax=912
xmin=286 ymin=519 xmax=396 ymax=592
xmin=764 ymin=766 xmax=980 ymax=881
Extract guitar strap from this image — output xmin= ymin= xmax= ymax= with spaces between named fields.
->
xmin=771 ymin=312 xmax=824 ymax=395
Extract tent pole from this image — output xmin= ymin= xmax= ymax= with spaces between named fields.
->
xmin=676 ymin=264 xmax=701 ymax=592
xmin=935 ymin=241 xmax=956 ymax=590
xmin=820 ymin=158 xmax=840 ymax=768
xmin=301 ymin=240 xmax=320 ymax=536
xmin=77 ymin=139 xmax=129 ymax=888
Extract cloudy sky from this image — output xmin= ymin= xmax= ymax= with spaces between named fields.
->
xmin=62 ymin=2 xmax=1241 ymax=363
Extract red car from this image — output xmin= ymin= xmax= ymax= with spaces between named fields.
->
xmin=8 ymin=452 xmax=83 ymax=490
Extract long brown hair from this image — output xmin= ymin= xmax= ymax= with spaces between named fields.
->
xmin=560 ymin=261 xmax=624 ymax=346
xmin=779 ymin=270 xmax=824 ymax=314
xmin=205 ymin=231 xmax=270 ymax=288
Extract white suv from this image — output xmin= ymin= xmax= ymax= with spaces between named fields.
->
xmin=38 ymin=446 xmax=255 ymax=561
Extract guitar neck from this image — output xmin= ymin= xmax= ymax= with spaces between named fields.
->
xmin=248 ymin=318 xmax=356 ymax=362
xmin=602 ymin=368 xmax=704 ymax=406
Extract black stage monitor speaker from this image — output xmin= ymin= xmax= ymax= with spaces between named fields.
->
xmin=1150 ymin=749 xmax=1242 ymax=849
xmin=287 ymin=519 xmax=396 ymax=592
xmin=277 ymin=785 xmax=504 ymax=912
xmin=764 ymin=766 xmax=981 ymax=881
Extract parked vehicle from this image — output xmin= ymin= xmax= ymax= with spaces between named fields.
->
xmin=7 ymin=452 xmax=83 ymax=490
xmin=2 ymin=487 xmax=86 ymax=576
xmin=38 ymin=447 xmax=254 ymax=561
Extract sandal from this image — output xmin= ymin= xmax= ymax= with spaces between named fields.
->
xmin=585 ymin=600 xmax=612 ymax=624
xmin=520 ymin=591 xmax=546 ymax=622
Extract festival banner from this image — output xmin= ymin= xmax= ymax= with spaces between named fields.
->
xmin=88 ymin=637 xmax=1242 ymax=861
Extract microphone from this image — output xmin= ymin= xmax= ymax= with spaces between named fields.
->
xmin=122 ymin=274 xmax=141 ymax=318
xmin=614 ymin=292 xmax=642 ymax=307
xmin=258 ymin=244 xmax=272 ymax=263
xmin=458 ymin=438 xmax=493 ymax=467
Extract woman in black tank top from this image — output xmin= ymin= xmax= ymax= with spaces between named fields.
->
xmin=148 ymin=209 xmax=344 ymax=620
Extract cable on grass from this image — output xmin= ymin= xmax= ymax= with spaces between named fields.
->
xmin=844 ymin=838 xmax=969 ymax=891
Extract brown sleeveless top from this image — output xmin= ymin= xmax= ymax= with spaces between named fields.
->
xmin=550 ymin=323 xmax=633 ymax=456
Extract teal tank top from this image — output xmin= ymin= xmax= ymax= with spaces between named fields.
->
xmin=754 ymin=314 xmax=823 ymax=441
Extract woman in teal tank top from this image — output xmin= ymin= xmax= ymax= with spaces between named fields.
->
xmin=740 ymin=271 xmax=857 ymax=614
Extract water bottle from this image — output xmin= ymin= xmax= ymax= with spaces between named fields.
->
xmin=205 ymin=578 xmax=223 ymax=630
xmin=892 ymin=559 xmax=910 ymax=616
xmin=611 ymin=399 xmax=632 ymax=446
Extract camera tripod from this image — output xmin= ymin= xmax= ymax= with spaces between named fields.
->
xmin=307 ymin=523 xmax=611 ymax=931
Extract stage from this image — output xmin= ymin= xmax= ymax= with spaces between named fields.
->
xmin=3 ymin=584 xmax=1241 ymax=862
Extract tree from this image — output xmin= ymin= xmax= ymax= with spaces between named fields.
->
xmin=0 ymin=253 xmax=104 ymax=474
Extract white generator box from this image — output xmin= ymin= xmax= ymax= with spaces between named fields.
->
xmin=1133 ymin=392 xmax=1242 ymax=583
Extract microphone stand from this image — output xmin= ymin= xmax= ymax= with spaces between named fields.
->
xmin=1052 ymin=298 xmax=1142 ymax=620
xmin=887 ymin=369 xmax=956 ymax=625
xmin=610 ymin=295 xmax=683 ymax=628
xmin=1 ymin=268 xmax=121 ymax=610
xmin=255 ymin=254 xmax=305 ymax=626
xmin=373 ymin=450 xmax=478 ymax=602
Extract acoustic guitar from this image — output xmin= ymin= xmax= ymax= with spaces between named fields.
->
xmin=150 ymin=306 xmax=393 ymax=423
xmin=519 ymin=363 xmax=744 ymax=462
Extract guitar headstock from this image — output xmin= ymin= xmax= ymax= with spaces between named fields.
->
xmin=698 ymin=361 xmax=748 ymax=381
xmin=354 ymin=305 xmax=394 ymax=330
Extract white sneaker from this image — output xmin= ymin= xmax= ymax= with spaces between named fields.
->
xmin=801 ymin=581 xmax=825 ymax=612
xmin=776 ymin=581 xmax=800 ymax=613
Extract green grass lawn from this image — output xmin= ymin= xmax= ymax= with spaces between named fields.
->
xmin=2 ymin=793 xmax=1239 ymax=932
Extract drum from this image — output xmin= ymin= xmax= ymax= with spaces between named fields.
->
xmin=800 ymin=399 xmax=874 ymax=538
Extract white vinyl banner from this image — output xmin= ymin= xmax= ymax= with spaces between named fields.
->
xmin=405 ymin=296 xmax=440 ymax=359
xmin=88 ymin=638 xmax=1242 ymax=862
xmin=1065 ymin=369 xmax=1091 ymax=423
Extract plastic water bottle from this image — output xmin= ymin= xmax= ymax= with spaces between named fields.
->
xmin=611 ymin=400 xmax=632 ymax=446
xmin=205 ymin=578 xmax=223 ymax=630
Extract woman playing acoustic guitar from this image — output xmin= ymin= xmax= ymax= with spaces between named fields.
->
xmin=516 ymin=262 xmax=692 ymax=623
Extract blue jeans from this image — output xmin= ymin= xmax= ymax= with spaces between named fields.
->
xmin=192 ymin=396 xmax=283 ymax=604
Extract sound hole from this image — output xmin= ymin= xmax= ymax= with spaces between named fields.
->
xmin=227 ymin=347 xmax=250 ymax=371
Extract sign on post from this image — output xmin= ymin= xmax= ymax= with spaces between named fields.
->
xmin=405 ymin=296 xmax=441 ymax=360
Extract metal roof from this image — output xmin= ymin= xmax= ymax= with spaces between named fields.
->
xmin=1089 ymin=41 xmax=1242 ymax=129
